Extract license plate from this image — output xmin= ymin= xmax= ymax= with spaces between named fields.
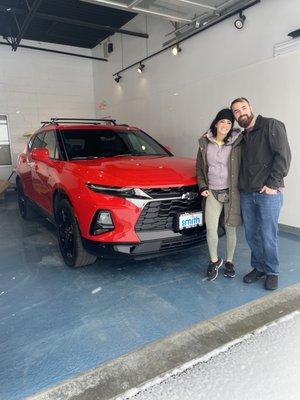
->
xmin=178 ymin=211 xmax=203 ymax=230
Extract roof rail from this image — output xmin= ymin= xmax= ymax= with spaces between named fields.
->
xmin=40 ymin=118 xmax=117 ymax=127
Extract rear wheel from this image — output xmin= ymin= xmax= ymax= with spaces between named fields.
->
xmin=16 ymin=179 xmax=34 ymax=220
xmin=56 ymin=199 xmax=97 ymax=268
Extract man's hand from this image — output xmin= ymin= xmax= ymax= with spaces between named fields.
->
xmin=260 ymin=185 xmax=278 ymax=195
xmin=201 ymin=190 xmax=210 ymax=197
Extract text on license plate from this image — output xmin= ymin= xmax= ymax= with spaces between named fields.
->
xmin=179 ymin=211 xmax=203 ymax=230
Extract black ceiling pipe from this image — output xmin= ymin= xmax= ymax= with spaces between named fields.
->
xmin=13 ymin=0 xmax=44 ymax=51
xmin=0 ymin=41 xmax=107 ymax=61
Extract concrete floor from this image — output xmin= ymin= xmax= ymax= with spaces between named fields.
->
xmin=0 ymin=191 xmax=300 ymax=400
xmin=122 ymin=313 xmax=300 ymax=400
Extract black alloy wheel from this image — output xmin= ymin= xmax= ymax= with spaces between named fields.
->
xmin=16 ymin=180 xmax=33 ymax=220
xmin=56 ymin=199 xmax=97 ymax=268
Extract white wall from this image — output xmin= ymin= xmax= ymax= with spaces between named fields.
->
xmin=92 ymin=0 xmax=300 ymax=227
xmin=0 ymin=39 xmax=97 ymax=179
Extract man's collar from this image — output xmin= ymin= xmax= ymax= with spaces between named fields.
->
xmin=250 ymin=115 xmax=262 ymax=130
xmin=243 ymin=115 xmax=262 ymax=133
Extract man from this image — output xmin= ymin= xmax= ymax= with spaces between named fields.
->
xmin=230 ymin=98 xmax=291 ymax=290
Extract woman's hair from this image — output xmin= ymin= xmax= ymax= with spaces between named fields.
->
xmin=209 ymin=116 xmax=233 ymax=143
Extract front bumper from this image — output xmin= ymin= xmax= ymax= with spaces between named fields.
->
xmin=82 ymin=226 xmax=206 ymax=260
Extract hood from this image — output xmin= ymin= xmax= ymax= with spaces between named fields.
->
xmin=70 ymin=155 xmax=197 ymax=187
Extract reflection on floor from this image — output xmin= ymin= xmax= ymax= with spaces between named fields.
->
xmin=0 ymin=191 xmax=299 ymax=400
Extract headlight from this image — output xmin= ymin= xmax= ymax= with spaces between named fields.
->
xmin=86 ymin=183 xmax=150 ymax=199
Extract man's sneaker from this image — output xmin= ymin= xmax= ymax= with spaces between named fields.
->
xmin=243 ymin=268 xmax=265 ymax=284
xmin=224 ymin=261 xmax=235 ymax=278
xmin=207 ymin=258 xmax=223 ymax=281
xmin=265 ymin=275 xmax=278 ymax=290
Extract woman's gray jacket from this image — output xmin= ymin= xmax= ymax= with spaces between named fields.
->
xmin=196 ymin=130 xmax=243 ymax=227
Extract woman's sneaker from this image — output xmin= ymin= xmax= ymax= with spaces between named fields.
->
xmin=223 ymin=261 xmax=235 ymax=278
xmin=207 ymin=258 xmax=223 ymax=281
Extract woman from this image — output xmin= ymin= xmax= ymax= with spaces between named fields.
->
xmin=196 ymin=108 xmax=243 ymax=281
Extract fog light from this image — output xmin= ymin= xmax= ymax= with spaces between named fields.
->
xmin=91 ymin=210 xmax=115 ymax=235
xmin=98 ymin=211 xmax=113 ymax=226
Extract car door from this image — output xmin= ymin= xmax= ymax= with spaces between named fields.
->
xmin=19 ymin=134 xmax=35 ymax=199
xmin=33 ymin=130 xmax=61 ymax=213
xmin=26 ymin=132 xmax=46 ymax=203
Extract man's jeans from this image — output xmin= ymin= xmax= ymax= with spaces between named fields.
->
xmin=240 ymin=192 xmax=283 ymax=275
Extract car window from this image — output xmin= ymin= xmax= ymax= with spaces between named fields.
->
xmin=43 ymin=131 xmax=59 ymax=159
xmin=60 ymin=129 xmax=170 ymax=159
xmin=31 ymin=133 xmax=45 ymax=150
xmin=28 ymin=135 xmax=35 ymax=151
xmin=127 ymin=132 xmax=158 ymax=154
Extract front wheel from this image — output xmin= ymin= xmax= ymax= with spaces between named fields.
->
xmin=56 ymin=199 xmax=97 ymax=268
xmin=16 ymin=179 xmax=34 ymax=220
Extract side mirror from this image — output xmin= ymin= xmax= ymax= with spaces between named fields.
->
xmin=31 ymin=148 xmax=50 ymax=161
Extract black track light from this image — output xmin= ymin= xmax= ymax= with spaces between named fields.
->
xmin=137 ymin=63 xmax=145 ymax=73
xmin=234 ymin=12 xmax=246 ymax=29
xmin=172 ymin=43 xmax=181 ymax=56
xmin=114 ymin=74 xmax=121 ymax=83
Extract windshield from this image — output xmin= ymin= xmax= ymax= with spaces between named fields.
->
xmin=60 ymin=129 xmax=171 ymax=160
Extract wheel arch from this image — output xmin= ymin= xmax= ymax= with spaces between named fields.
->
xmin=52 ymin=189 xmax=85 ymax=233
xmin=53 ymin=189 xmax=73 ymax=217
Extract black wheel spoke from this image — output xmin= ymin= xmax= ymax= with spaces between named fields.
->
xmin=17 ymin=184 xmax=27 ymax=218
xmin=56 ymin=199 xmax=96 ymax=268
xmin=58 ymin=209 xmax=75 ymax=260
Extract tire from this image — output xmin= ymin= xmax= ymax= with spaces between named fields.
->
xmin=56 ymin=199 xmax=97 ymax=268
xmin=16 ymin=179 xmax=35 ymax=220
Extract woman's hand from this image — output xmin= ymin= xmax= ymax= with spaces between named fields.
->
xmin=201 ymin=190 xmax=210 ymax=197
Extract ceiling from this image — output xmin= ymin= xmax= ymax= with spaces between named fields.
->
xmin=0 ymin=0 xmax=259 ymax=51
xmin=0 ymin=0 xmax=138 ymax=49
xmin=84 ymin=0 xmax=247 ymax=23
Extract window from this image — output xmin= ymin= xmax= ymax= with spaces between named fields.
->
xmin=43 ymin=131 xmax=59 ymax=159
xmin=30 ymin=131 xmax=59 ymax=159
xmin=0 ymin=115 xmax=12 ymax=166
xmin=60 ymin=129 xmax=170 ymax=159
xmin=31 ymin=133 xmax=46 ymax=150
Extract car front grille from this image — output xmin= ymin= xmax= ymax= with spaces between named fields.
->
xmin=143 ymin=185 xmax=198 ymax=199
xmin=135 ymin=197 xmax=202 ymax=232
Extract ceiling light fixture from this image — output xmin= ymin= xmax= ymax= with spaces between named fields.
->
xmin=234 ymin=11 xmax=246 ymax=29
xmin=288 ymin=29 xmax=300 ymax=39
xmin=114 ymin=74 xmax=122 ymax=83
xmin=172 ymin=43 xmax=181 ymax=56
xmin=137 ymin=62 xmax=145 ymax=73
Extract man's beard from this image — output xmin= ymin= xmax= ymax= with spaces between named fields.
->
xmin=238 ymin=112 xmax=254 ymax=128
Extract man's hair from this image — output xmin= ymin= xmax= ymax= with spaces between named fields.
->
xmin=230 ymin=97 xmax=250 ymax=109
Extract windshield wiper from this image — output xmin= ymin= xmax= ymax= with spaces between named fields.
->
xmin=144 ymin=154 xmax=169 ymax=157
xmin=70 ymin=156 xmax=104 ymax=160
xmin=109 ymin=153 xmax=140 ymax=157
xmin=111 ymin=152 xmax=163 ymax=157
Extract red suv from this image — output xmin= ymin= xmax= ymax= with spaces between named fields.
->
xmin=16 ymin=118 xmax=205 ymax=267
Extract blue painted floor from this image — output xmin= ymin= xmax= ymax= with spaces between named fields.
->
xmin=0 ymin=191 xmax=299 ymax=400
